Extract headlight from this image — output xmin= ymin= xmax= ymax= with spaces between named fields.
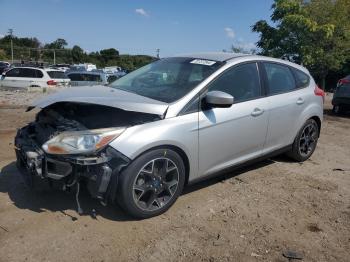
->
xmin=42 ymin=128 xmax=125 ymax=155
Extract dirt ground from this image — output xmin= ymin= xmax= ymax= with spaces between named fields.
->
xmin=0 ymin=91 xmax=349 ymax=262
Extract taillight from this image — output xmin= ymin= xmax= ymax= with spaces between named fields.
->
xmin=338 ymin=78 xmax=350 ymax=86
xmin=47 ymin=80 xmax=56 ymax=86
xmin=314 ymin=85 xmax=325 ymax=103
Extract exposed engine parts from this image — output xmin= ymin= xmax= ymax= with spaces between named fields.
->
xmin=14 ymin=102 xmax=160 ymax=214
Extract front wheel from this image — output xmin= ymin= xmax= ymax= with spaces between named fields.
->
xmin=117 ymin=148 xmax=186 ymax=219
xmin=287 ymin=119 xmax=319 ymax=162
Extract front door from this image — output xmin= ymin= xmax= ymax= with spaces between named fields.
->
xmin=198 ymin=62 xmax=268 ymax=177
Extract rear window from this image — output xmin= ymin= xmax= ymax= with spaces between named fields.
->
xmin=293 ymin=68 xmax=310 ymax=88
xmin=67 ymin=73 xmax=102 ymax=82
xmin=47 ymin=71 xmax=66 ymax=79
xmin=67 ymin=73 xmax=84 ymax=81
xmin=84 ymin=74 xmax=102 ymax=82
xmin=336 ymin=83 xmax=350 ymax=96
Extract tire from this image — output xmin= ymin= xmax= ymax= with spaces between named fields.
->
xmin=117 ymin=148 xmax=186 ymax=219
xmin=287 ymin=119 xmax=319 ymax=162
xmin=332 ymin=105 xmax=342 ymax=115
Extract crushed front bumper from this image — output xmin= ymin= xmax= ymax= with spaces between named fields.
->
xmin=14 ymin=125 xmax=130 ymax=212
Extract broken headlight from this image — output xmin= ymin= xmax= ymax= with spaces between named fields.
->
xmin=42 ymin=128 xmax=125 ymax=155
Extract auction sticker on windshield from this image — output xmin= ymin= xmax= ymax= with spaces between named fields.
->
xmin=190 ymin=59 xmax=216 ymax=66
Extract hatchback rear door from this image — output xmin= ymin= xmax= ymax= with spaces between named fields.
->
xmin=261 ymin=62 xmax=310 ymax=154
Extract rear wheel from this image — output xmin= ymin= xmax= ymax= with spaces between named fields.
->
xmin=117 ymin=148 xmax=185 ymax=219
xmin=333 ymin=105 xmax=342 ymax=114
xmin=287 ymin=119 xmax=319 ymax=162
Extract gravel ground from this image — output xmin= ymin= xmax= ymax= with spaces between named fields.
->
xmin=0 ymin=91 xmax=349 ymax=262
xmin=0 ymin=88 xmax=63 ymax=108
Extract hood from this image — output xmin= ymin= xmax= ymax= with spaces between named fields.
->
xmin=28 ymin=85 xmax=169 ymax=116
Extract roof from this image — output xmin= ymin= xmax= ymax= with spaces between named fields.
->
xmin=10 ymin=66 xmax=45 ymax=71
xmin=170 ymin=52 xmax=250 ymax=62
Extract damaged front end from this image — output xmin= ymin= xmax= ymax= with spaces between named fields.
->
xmin=15 ymin=101 xmax=162 ymax=214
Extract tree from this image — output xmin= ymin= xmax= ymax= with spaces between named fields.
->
xmin=71 ymin=45 xmax=85 ymax=63
xmin=0 ymin=49 xmax=7 ymax=60
xmin=230 ymin=44 xmax=257 ymax=54
xmin=252 ymin=0 xmax=350 ymax=89
xmin=44 ymin=38 xmax=68 ymax=49
xmin=100 ymin=48 xmax=119 ymax=63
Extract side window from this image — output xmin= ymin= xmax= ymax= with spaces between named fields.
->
xmin=35 ymin=69 xmax=44 ymax=78
xmin=264 ymin=63 xmax=296 ymax=95
xmin=207 ymin=63 xmax=261 ymax=103
xmin=5 ymin=68 xmax=20 ymax=77
xmin=20 ymin=68 xmax=36 ymax=78
xmin=67 ymin=73 xmax=83 ymax=81
xmin=293 ymin=68 xmax=310 ymax=88
xmin=84 ymin=74 xmax=102 ymax=82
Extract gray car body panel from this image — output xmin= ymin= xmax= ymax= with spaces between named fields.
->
xmin=30 ymin=85 xmax=169 ymax=116
xmin=110 ymin=54 xmax=323 ymax=182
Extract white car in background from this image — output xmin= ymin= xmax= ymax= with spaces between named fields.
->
xmin=0 ymin=67 xmax=69 ymax=89
xmin=45 ymin=69 xmax=71 ymax=87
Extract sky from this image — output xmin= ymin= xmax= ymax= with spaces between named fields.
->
xmin=0 ymin=0 xmax=274 ymax=57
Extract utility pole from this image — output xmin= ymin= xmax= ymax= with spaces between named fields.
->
xmin=156 ymin=48 xmax=160 ymax=59
xmin=8 ymin=29 xmax=14 ymax=63
xmin=53 ymin=49 xmax=56 ymax=65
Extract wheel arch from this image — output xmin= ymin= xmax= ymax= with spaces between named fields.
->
xmin=132 ymin=144 xmax=191 ymax=185
xmin=310 ymin=115 xmax=321 ymax=137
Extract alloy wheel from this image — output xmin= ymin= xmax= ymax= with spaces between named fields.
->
xmin=132 ymin=157 xmax=179 ymax=212
xmin=299 ymin=122 xmax=318 ymax=157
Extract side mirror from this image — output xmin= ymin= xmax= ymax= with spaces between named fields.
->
xmin=204 ymin=91 xmax=234 ymax=108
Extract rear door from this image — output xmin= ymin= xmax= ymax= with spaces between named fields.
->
xmin=261 ymin=62 xmax=309 ymax=154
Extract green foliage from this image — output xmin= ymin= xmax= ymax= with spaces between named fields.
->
xmin=71 ymin=45 xmax=85 ymax=63
xmin=252 ymin=0 xmax=350 ymax=88
xmin=0 ymin=49 xmax=7 ymax=60
xmin=0 ymin=36 xmax=155 ymax=70
xmin=44 ymin=38 xmax=68 ymax=49
xmin=229 ymin=44 xmax=257 ymax=54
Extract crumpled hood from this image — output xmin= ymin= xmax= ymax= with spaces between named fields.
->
xmin=29 ymin=85 xmax=169 ymax=116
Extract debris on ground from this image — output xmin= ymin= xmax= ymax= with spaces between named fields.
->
xmin=282 ymin=250 xmax=303 ymax=260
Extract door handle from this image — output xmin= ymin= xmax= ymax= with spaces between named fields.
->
xmin=296 ymin=98 xmax=304 ymax=105
xmin=251 ymin=108 xmax=264 ymax=117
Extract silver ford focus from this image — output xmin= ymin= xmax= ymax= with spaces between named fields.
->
xmin=15 ymin=53 xmax=324 ymax=218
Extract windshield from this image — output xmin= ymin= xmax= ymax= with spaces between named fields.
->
xmin=109 ymin=57 xmax=223 ymax=103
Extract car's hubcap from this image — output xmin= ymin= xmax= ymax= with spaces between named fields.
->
xmin=132 ymin=158 xmax=179 ymax=211
xmin=334 ymin=106 xmax=340 ymax=113
xmin=299 ymin=122 xmax=318 ymax=157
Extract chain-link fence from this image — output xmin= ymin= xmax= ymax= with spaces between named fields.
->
xmin=0 ymin=44 xmax=74 ymax=65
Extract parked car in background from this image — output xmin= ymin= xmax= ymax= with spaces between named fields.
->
xmin=0 ymin=67 xmax=62 ymax=89
xmin=15 ymin=53 xmax=324 ymax=218
xmin=69 ymin=63 xmax=97 ymax=72
xmin=337 ymin=75 xmax=350 ymax=87
xmin=0 ymin=61 xmax=10 ymax=74
xmin=49 ymin=64 xmax=71 ymax=72
xmin=65 ymin=71 xmax=121 ymax=86
xmin=45 ymin=69 xmax=71 ymax=87
xmin=332 ymin=80 xmax=350 ymax=114
xmin=65 ymin=71 xmax=108 ymax=86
